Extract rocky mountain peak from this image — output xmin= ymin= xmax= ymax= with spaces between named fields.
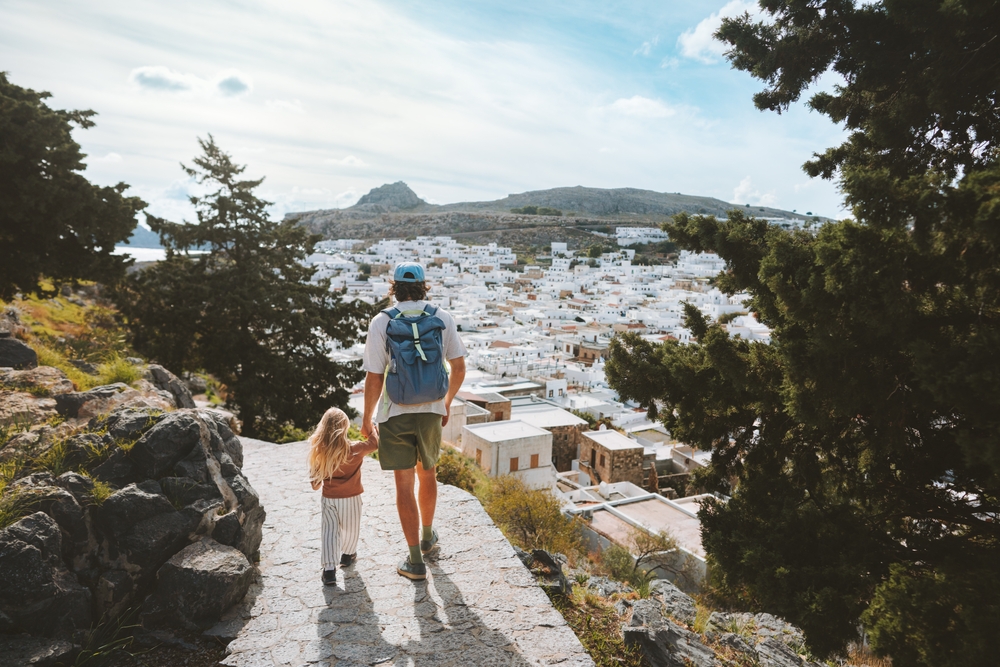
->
xmin=354 ymin=181 xmax=424 ymax=210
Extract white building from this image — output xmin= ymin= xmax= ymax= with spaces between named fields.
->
xmin=462 ymin=420 xmax=555 ymax=489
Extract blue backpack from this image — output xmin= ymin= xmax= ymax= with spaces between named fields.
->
xmin=382 ymin=304 xmax=450 ymax=405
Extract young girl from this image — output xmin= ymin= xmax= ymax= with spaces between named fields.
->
xmin=308 ymin=407 xmax=378 ymax=585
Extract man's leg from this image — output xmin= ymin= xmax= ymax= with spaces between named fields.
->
xmin=393 ymin=467 xmax=420 ymax=547
xmin=417 ymin=464 xmax=437 ymax=550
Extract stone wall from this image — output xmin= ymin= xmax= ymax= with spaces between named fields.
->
xmin=548 ymin=424 xmax=584 ymax=472
xmin=580 ymin=439 xmax=644 ymax=487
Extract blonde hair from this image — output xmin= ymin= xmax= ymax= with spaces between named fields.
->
xmin=308 ymin=407 xmax=352 ymax=485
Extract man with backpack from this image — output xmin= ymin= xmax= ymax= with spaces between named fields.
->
xmin=361 ymin=261 xmax=467 ymax=580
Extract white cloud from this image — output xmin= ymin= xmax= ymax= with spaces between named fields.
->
xmin=128 ymin=66 xmax=252 ymax=97
xmin=733 ymin=176 xmax=777 ymax=207
xmin=633 ymin=36 xmax=659 ymax=57
xmin=324 ymin=156 xmax=368 ymax=168
xmin=659 ymin=57 xmax=679 ymax=69
xmin=608 ymin=96 xmax=675 ymax=118
xmin=265 ymin=99 xmax=303 ymax=113
xmin=213 ymin=69 xmax=252 ymax=96
xmin=128 ymin=65 xmax=204 ymax=92
xmin=677 ymin=0 xmax=759 ymax=64
xmin=5 ymin=0 xmax=849 ymax=223
xmin=91 ymin=152 xmax=122 ymax=163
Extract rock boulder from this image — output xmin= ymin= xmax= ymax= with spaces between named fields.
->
xmin=624 ymin=615 xmax=718 ymax=667
xmin=0 ymin=338 xmax=37 ymax=369
xmin=144 ymin=538 xmax=254 ymax=629
xmin=144 ymin=364 xmax=196 ymax=409
xmin=0 ymin=635 xmax=79 ymax=667
xmin=0 ymin=513 xmax=92 ymax=638
xmin=649 ymin=579 xmax=697 ymax=625
xmin=0 ymin=366 xmax=74 ymax=395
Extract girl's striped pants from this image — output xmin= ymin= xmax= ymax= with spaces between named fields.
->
xmin=320 ymin=494 xmax=362 ymax=569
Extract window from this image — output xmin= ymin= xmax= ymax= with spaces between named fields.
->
xmin=530 ymin=454 xmax=539 ymax=468
xmin=510 ymin=457 xmax=519 ymax=472
xmin=475 ymin=449 xmax=482 ymax=465
xmin=590 ymin=449 xmax=596 ymax=469
xmin=494 ymin=411 xmax=504 ymax=421
xmin=599 ymin=454 xmax=606 ymax=468
xmin=548 ymin=389 xmax=554 ymax=398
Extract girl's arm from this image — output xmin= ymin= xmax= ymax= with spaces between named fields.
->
xmin=311 ymin=479 xmax=321 ymax=490
xmin=353 ymin=436 xmax=379 ymax=457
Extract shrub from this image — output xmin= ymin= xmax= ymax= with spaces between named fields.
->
xmin=601 ymin=544 xmax=636 ymax=583
xmin=267 ymin=422 xmax=312 ymax=444
xmin=436 ymin=446 xmax=489 ymax=497
xmin=90 ymin=355 xmax=141 ymax=389
xmin=484 ymin=475 xmax=583 ymax=560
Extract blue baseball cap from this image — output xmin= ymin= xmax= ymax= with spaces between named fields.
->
xmin=393 ymin=262 xmax=426 ymax=283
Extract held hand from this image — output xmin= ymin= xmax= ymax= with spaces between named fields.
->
xmin=441 ymin=404 xmax=451 ymax=427
xmin=362 ymin=418 xmax=379 ymax=442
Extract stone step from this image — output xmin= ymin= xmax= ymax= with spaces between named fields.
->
xmin=212 ymin=438 xmax=594 ymax=667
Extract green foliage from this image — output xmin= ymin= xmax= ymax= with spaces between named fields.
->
xmin=92 ymin=355 xmax=142 ymax=388
xmin=113 ymin=137 xmax=371 ymax=438
xmin=510 ymin=205 xmax=563 ymax=216
xmin=587 ymin=244 xmax=604 ymax=259
xmin=15 ymin=291 xmax=133 ymax=363
xmin=717 ymin=0 xmax=1000 ymax=184
xmin=569 ymin=409 xmax=598 ymax=429
xmin=484 ymin=475 xmax=583 ymax=559
xmin=600 ymin=544 xmax=636 ymax=583
xmin=551 ymin=585 xmax=648 ymax=667
xmin=271 ymin=422 xmax=312 ymax=444
xmin=33 ymin=439 xmax=72 ymax=477
xmin=73 ymin=606 xmax=141 ymax=667
xmin=34 ymin=343 xmax=93 ymax=389
xmin=605 ymin=3 xmax=1000 ymax=662
xmin=88 ymin=479 xmax=113 ymax=506
xmin=436 ymin=446 xmax=490 ymax=497
xmin=0 ymin=487 xmax=40 ymax=530
xmin=0 ymin=73 xmax=144 ymax=299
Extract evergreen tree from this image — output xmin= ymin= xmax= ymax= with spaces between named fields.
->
xmin=607 ymin=2 xmax=1000 ymax=664
xmin=0 ymin=72 xmax=144 ymax=299
xmin=115 ymin=137 xmax=369 ymax=438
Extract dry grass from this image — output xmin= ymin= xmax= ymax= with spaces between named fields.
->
xmin=846 ymin=643 xmax=893 ymax=667
xmin=547 ymin=584 xmax=649 ymax=667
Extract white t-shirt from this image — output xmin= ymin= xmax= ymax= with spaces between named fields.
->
xmin=362 ymin=300 xmax=467 ymax=423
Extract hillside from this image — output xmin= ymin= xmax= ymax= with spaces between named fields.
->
xmin=287 ymin=182 xmax=821 ymax=251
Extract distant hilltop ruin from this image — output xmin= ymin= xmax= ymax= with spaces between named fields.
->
xmin=354 ymin=180 xmax=425 ymax=211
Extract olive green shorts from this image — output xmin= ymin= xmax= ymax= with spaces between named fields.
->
xmin=377 ymin=412 xmax=442 ymax=471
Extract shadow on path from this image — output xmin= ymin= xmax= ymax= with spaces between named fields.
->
xmin=216 ymin=439 xmax=593 ymax=667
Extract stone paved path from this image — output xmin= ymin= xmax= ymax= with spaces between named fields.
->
xmin=210 ymin=438 xmax=595 ymax=667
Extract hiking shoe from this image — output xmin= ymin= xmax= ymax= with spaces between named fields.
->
xmin=322 ymin=568 xmax=337 ymax=586
xmin=420 ymin=529 xmax=439 ymax=555
xmin=340 ymin=553 xmax=356 ymax=567
xmin=397 ymin=558 xmax=427 ymax=580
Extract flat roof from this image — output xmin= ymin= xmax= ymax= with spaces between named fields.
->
xmin=582 ymin=429 xmax=643 ymax=451
xmin=510 ymin=402 xmax=588 ymax=429
xmin=590 ymin=498 xmax=704 ymax=557
xmin=463 ymin=420 xmax=551 ymax=443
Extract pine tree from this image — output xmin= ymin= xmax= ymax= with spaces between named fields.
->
xmin=607 ymin=2 xmax=1000 ymax=664
xmin=0 ymin=72 xmax=144 ymax=298
xmin=115 ymin=136 xmax=370 ymax=438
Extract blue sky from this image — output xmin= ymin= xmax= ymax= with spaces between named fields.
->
xmin=1 ymin=0 xmax=849 ymax=224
